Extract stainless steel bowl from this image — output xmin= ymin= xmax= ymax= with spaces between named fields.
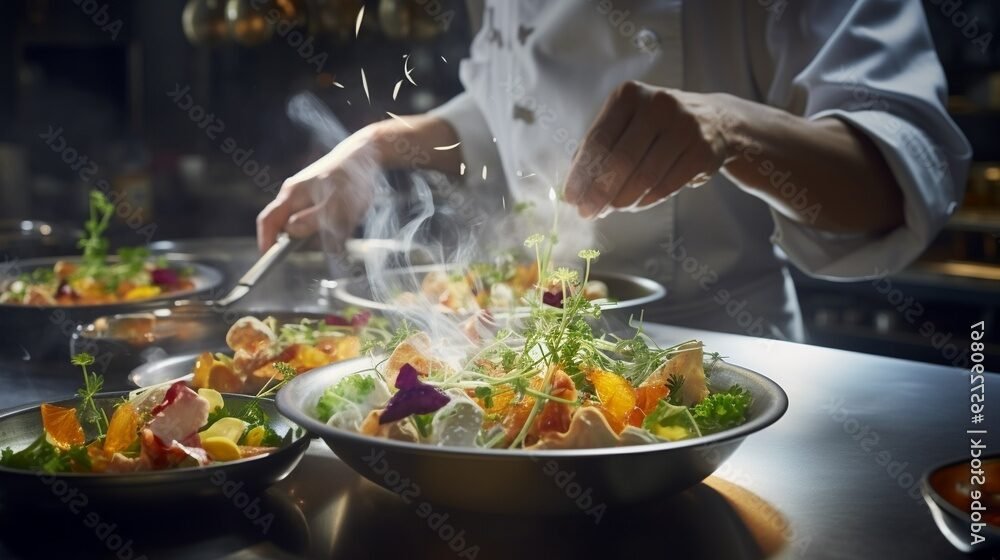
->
xmin=0 ymin=392 xmax=310 ymax=506
xmin=326 ymin=264 xmax=667 ymax=317
xmin=922 ymin=455 xmax=1000 ymax=554
xmin=0 ymin=255 xmax=224 ymax=361
xmin=73 ymin=309 xmax=338 ymax=382
xmin=277 ymin=353 xmax=787 ymax=514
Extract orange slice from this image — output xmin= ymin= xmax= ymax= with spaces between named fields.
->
xmin=40 ymin=403 xmax=85 ymax=449
xmin=104 ymin=403 xmax=140 ymax=455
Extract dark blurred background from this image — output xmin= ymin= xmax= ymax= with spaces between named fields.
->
xmin=0 ymin=0 xmax=998 ymax=366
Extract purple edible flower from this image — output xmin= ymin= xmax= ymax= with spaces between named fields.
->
xmin=350 ymin=310 xmax=372 ymax=328
xmin=151 ymin=268 xmax=179 ymax=286
xmin=379 ymin=363 xmax=450 ymax=424
xmin=324 ymin=314 xmax=350 ymax=326
xmin=542 ymin=290 xmax=564 ymax=308
xmin=56 ymin=281 xmax=76 ymax=299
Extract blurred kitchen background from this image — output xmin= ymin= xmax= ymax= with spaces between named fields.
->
xmin=0 ymin=0 xmax=997 ymax=366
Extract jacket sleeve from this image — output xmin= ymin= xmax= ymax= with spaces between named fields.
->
xmin=753 ymin=0 xmax=971 ymax=280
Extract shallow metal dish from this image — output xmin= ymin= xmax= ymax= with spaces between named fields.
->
xmin=327 ymin=264 xmax=666 ymax=316
xmin=72 ymin=309 xmax=336 ymax=379
xmin=0 ymin=255 xmax=224 ymax=361
xmin=0 ymin=392 xmax=310 ymax=506
xmin=922 ymin=455 xmax=1000 ymax=554
xmin=277 ymin=353 xmax=787 ymax=514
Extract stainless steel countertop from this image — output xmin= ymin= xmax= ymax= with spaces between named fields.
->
xmin=0 ymin=322 xmax=994 ymax=559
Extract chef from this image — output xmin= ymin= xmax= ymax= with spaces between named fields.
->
xmin=257 ymin=0 xmax=971 ymax=341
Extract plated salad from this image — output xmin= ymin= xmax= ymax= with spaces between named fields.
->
xmin=0 ymin=191 xmax=194 ymax=306
xmin=0 ymin=354 xmax=296 ymax=473
xmin=313 ymin=235 xmax=752 ymax=450
xmin=193 ymin=311 xmax=391 ymax=394
xmin=395 ymin=254 xmax=608 ymax=314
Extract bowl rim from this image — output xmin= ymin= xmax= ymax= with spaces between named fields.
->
xmin=920 ymin=453 xmax=1000 ymax=531
xmin=0 ymin=256 xmax=224 ymax=310
xmin=276 ymin=355 xmax=788 ymax=459
xmin=0 ymin=391 xmax=309 ymax=480
xmin=325 ymin=263 xmax=667 ymax=314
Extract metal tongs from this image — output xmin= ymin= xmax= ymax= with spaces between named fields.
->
xmin=176 ymin=232 xmax=306 ymax=309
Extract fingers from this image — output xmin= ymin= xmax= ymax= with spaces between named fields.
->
xmin=564 ymin=81 xmax=641 ymax=207
xmin=610 ymin=132 xmax=689 ymax=209
xmin=256 ymin=180 xmax=310 ymax=252
xmin=286 ymin=205 xmax=322 ymax=238
xmin=637 ymin=142 xmax=716 ymax=207
xmin=578 ymin=111 xmax=658 ymax=216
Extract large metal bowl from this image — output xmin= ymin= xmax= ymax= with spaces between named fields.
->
xmin=276 ymin=353 xmax=787 ymax=515
xmin=326 ymin=264 xmax=666 ymax=317
xmin=0 ymin=392 xmax=309 ymax=506
xmin=0 ymin=255 xmax=224 ymax=361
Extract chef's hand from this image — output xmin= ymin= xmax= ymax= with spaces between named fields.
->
xmin=564 ymin=81 xmax=735 ymax=217
xmin=256 ymin=127 xmax=380 ymax=252
xmin=256 ymin=115 xmax=464 ymax=252
xmin=563 ymin=80 xmax=904 ymax=234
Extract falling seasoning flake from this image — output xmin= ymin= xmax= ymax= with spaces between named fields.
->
xmin=385 ymin=112 xmax=414 ymax=129
xmin=332 ymin=81 xmax=345 ymax=89
xmin=361 ymin=68 xmax=371 ymax=104
xmin=355 ymin=6 xmax=365 ymax=38
xmin=403 ymin=55 xmax=417 ymax=86
xmin=433 ymin=142 xmax=461 ymax=151
xmin=392 ymin=80 xmax=403 ymax=100
xmin=521 ymin=173 xmax=536 ymax=179
xmin=441 ymin=56 xmax=448 ymax=63
xmin=502 ymin=196 xmax=506 ymax=210
xmin=482 ymin=166 xmax=488 ymax=181
xmin=460 ymin=163 xmax=466 ymax=175
xmin=548 ymin=187 xmax=557 ymax=201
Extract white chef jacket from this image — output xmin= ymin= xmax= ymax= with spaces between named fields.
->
xmin=430 ymin=0 xmax=971 ymax=341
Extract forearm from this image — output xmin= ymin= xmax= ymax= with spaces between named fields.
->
xmin=368 ymin=114 xmax=464 ymax=174
xmin=721 ymin=95 xmax=904 ymax=234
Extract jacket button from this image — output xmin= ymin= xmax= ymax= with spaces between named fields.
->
xmin=634 ymin=28 xmax=660 ymax=54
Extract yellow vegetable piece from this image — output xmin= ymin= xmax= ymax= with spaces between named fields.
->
xmin=587 ymin=370 xmax=637 ymax=434
xmin=199 ymin=417 xmax=248 ymax=444
xmin=197 ymin=388 xmax=225 ymax=412
xmin=649 ymin=425 xmax=695 ymax=442
xmin=289 ymin=344 xmax=332 ymax=370
xmin=123 ymin=285 xmax=162 ymax=301
xmin=202 ymin=436 xmax=241 ymax=462
xmin=243 ymin=425 xmax=266 ymax=447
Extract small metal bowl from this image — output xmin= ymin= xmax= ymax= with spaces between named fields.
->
xmin=922 ymin=454 xmax=1000 ymax=554
xmin=277 ymin=354 xmax=787 ymax=515
xmin=72 ymin=309 xmax=338 ymax=382
xmin=0 ymin=392 xmax=310 ymax=506
xmin=0 ymin=256 xmax=224 ymax=361
xmin=326 ymin=264 xmax=666 ymax=318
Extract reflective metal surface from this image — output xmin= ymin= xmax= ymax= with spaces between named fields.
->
xmin=329 ymin=264 xmax=667 ymax=315
xmin=277 ymin=355 xmax=787 ymax=514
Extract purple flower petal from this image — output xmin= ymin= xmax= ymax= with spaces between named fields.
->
xmin=151 ymin=268 xmax=179 ymax=286
xmin=394 ymin=363 xmax=421 ymax=390
xmin=324 ymin=314 xmax=350 ymax=326
xmin=350 ymin=310 xmax=372 ymax=328
xmin=56 ymin=281 xmax=76 ymax=299
xmin=379 ymin=363 xmax=450 ymax=424
xmin=542 ymin=290 xmax=564 ymax=308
